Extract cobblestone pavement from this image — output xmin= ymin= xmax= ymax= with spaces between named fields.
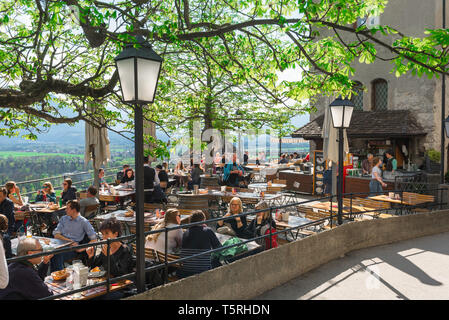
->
xmin=254 ymin=231 xmax=449 ymax=300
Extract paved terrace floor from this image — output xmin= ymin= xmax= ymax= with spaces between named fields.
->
xmin=254 ymin=231 xmax=449 ymax=300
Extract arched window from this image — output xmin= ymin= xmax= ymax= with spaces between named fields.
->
xmin=351 ymin=81 xmax=364 ymax=111
xmin=372 ymin=79 xmax=388 ymax=111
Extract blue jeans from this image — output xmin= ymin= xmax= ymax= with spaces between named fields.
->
xmin=50 ymin=250 xmax=78 ymax=272
xmin=369 ymin=180 xmax=383 ymax=196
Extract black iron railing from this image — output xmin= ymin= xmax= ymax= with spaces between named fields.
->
xmin=5 ymin=186 xmax=447 ymax=300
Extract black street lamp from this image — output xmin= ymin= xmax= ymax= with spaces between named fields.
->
xmin=445 ymin=115 xmax=449 ymax=138
xmin=329 ymin=96 xmax=354 ymax=225
xmin=115 ymin=35 xmax=163 ymax=293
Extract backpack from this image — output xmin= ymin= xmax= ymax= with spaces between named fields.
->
xmin=263 ymin=228 xmax=278 ymax=249
xmin=211 ymin=237 xmax=248 ymax=264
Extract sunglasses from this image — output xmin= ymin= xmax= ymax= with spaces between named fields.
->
xmin=42 ymin=186 xmax=49 ymax=189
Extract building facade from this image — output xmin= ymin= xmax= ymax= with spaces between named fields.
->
xmin=294 ymin=0 xmax=448 ymax=171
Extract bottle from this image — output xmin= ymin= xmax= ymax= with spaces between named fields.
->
xmin=26 ymin=225 xmax=32 ymax=237
xmin=59 ymin=197 xmax=63 ymax=208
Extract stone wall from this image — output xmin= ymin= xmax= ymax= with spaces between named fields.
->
xmin=127 ymin=209 xmax=449 ymax=300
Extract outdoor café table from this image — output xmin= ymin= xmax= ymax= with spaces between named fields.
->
xmin=310 ymin=201 xmax=373 ymax=215
xmin=368 ymin=193 xmax=435 ymax=214
xmin=207 ymin=190 xmax=282 ymax=203
xmin=94 ymin=210 xmax=190 ymax=235
xmin=44 ymin=276 xmax=132 ymax=300
xmin=247 ymin=183 xmax=287 ymax=191
xmin=214 ymin=232 xmax=262 ymax=262
xmin=11 ymin=236 xmax=72 ymax=256
xmin=246 ymin=214 xmax=312 ymax=240
xmin=99 ymin=186 xmax=135 ymax=209
xmin=27 ymin=203 xmax=67 ymax=237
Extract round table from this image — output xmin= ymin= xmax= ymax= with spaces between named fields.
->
xmin=247 ymin=183 xmax=287 ymax=191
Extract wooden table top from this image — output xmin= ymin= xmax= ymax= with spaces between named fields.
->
xmin=215 ymin=232 xmax=261 ymax=252
xmin=246 ymin=214 xmax=311 ymax=229
xmin=310 ymin=202 xmax=372 ymax=214
xmin=368 ymin=194 xmax=434 ymax=206
xmin=45 ymin=276 xmax=132 ymax=300
xmin=27 ymin=203 xmax=66 ymax=214
xmin=247 ymin=183 xmax=287 ymax=190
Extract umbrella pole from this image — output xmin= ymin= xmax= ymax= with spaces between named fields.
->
xmin=135 ymin=103 xmax=145 ymax=293
xmin=91 ymin=146 xmax=100 ymax=197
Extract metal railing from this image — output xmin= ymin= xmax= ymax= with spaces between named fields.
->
xmin=5 ymin=186 xmax=447 ymax=300
xmin=14 ymin=166 xmax=130 ymax=198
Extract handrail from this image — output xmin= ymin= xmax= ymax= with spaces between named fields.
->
xmin=5 ymin=186 xmax=446 ymax=300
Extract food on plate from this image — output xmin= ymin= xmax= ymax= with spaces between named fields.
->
xmin=51 ymin=269 xmax=68 ymax=281
xmin=316 ymin=174 xmax=323 ymax=179
xmin=316 ymin=181 xmax=323 ymax=186
xmin=124 ymin=210 xmax=134 ymax=217
xmin=91 ymin=266 xmax=101 ymax=273
xmin=315 ymin=187 xmax=323 ymax=193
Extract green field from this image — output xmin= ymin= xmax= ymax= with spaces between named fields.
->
xmin=0 ymin=151 xmax=84 ymax=158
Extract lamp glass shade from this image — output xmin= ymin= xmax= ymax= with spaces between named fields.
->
xmin=116 ymin=58 xmax=135 ymax=102
xmin=137 ymin=57 xmax=162 ymax=102
xmin=329 ymin=96 xmax=354 ymax=128
xmin=445 ymin=115 xmax=449 ymax=138
xmin=114 ymin=36 xmax=163 ymax=104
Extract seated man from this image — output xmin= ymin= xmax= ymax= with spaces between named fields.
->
xmin=0 ymin=237 xmax=53 ymax=300
xmin=223 ymin=153 xmax=245 ymax=188
xmin=0 ymin=187 xmax=15 ymax=237
xmin=79 ymin=186 xmax=100 ymax=218
xmin=156 ymin=164 xmax=169 ymax=190
xmin=188 ymin=163 xmax=203 ymax=190
xmin=50 ymin=200 xmax=97 ymax=272
xmin=177 ymin=211 xmax=222 ymax=278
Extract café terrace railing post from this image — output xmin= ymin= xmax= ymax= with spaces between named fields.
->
xmin=164 ymin=225 xmax=169 ymax=284
xmin=350 ymin=193 xmax=353 ymax=221
xmin=106 ymin=238 xmax=111 ymax=294
xmin=269 ymin=207 xmax=273 ymax=249
xmin=330 ymin=195 xmax=333 ymax=229
xmin=400 ymin=190 xmax=403 ymax=216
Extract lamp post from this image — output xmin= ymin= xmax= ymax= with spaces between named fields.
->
xmin=329 ymin=96 xmax=354 ymax=225
xmin=442 ymin=0 xmax=447 ymax=184
xmin=115 ymin=35 xmax=163 ymax=293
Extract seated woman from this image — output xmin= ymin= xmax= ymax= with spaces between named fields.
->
xmin=5 ymin=181 xmax=24 ymax=208
xmin=60 ymin=178 xmax=77 ymax=205
xmin=35 ymin=182 xmax=56 ymax=203
xmin=145 ymin=209 xmax=182 ymax=254
xmin=120 ymin=168 xmax=135 ymax=188
xmin=245 ymin=201 xmax=277 ymax=248
xmin=174 ymin=160 xmax=188 ymax=188
xmin=5 ymin=182 xmax=26 ymax=232
xmin=0 ymin=214 xmax=12 ymax=259
xmin=98 ymin=168 xmax=109 ymax=189
xmin=216 ymin=197 xmax=247 ymax=238
xmin=177 ymin=211 xmax=222 ymax=278
xmin=86 ymin=218 xmax=134 ymax=299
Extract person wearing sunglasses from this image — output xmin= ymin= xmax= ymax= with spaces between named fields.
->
xmin=35 ymin=182 xmax=56 ymax=203
xmin=0 ymin=237 xmax=53 ymax=300
xmin=60 ymin=178 xmax=77 ymax=205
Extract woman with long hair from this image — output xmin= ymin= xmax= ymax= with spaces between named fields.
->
xmin=60 ymin=178 xmax=77 ymax=205
xmin=174 ymin=161 xmax=188 ymax=188
xmin=216 ymin=197 xmax=247 ymax=237
xmin=145 ymin=209 xmax=183 ymax=254
xmin=5 ymin=181 xmax=23 ymax=207
xmin=35 ymin=181 xmax=56 ymax=203
xmin=244 ymin=201 xmax=277 ymax=246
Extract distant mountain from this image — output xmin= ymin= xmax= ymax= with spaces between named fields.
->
xmin=0 ymin=122 xmax=172 ymax=147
